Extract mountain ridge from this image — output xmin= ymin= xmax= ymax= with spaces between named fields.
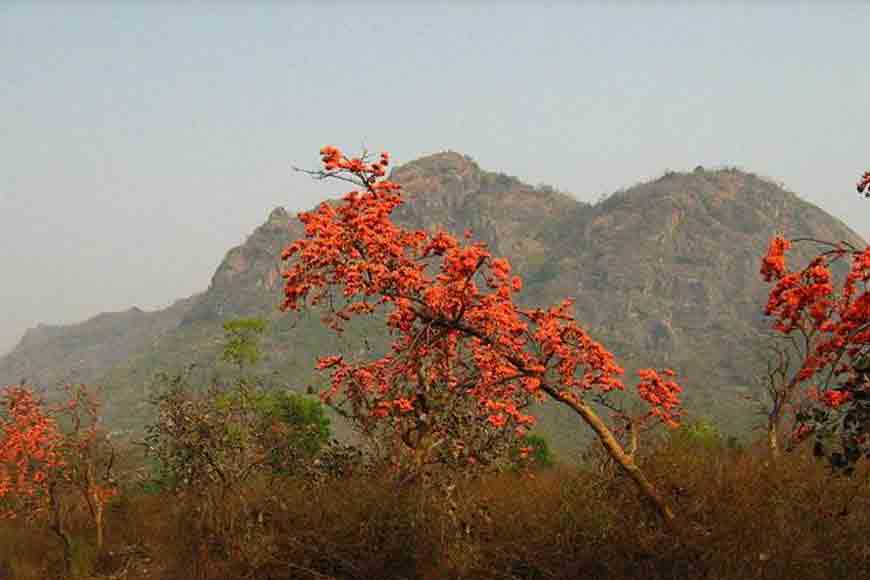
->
xmin=1 ymin=153 xmax=863 ymax=456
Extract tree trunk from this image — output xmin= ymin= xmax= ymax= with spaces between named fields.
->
xmin=542 ymin=386 xmax=677 ymax=525
xmin=766 ymin=375 xmax=801 ymax=460
xmin=82 ymin=461 xmax=106 ymax=552
xmin=49 ymin=482 xmax=73 ymax=574
xmin=94 ymin=498 xmax=104 ymax=552
xmin=767 ymin=418 xmax=781 ymax=460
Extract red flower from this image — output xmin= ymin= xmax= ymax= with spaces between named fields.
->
xmin=760 ymin=236 xmax=791 ymax=282
xmin=822 ymin=390 xmax=851 ymax=408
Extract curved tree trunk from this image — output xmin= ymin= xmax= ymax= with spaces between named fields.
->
xmin=542 ymin=386 xmax=676 ymax=525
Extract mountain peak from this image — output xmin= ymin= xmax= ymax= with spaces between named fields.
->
xmin=267 ymin=206 xmax=289 ymax=222
xmin=594 ymin=166 xmax=810 ymax=216
xmin=390 ymin=150 xmax=482 ymax=199
xmin=397 ymin=149 xmax=478 ymax=170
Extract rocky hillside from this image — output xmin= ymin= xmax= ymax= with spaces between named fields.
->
xmin=0 ymin=296 xmax=199 ymax=395
xmin=0 ymin=154 xmax=863 ymax=457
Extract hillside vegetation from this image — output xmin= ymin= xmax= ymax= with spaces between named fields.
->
xmin=3 ymin=435 xmax=870 ymax=580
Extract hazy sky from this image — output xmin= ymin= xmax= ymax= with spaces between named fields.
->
xmin=1 ymin=3 xmax=869 ymax=354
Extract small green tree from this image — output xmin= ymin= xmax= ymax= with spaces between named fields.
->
xmin=144 ymin=317 xmax=332 ymax=490
xmin=255 ymin=391 xmax=330 ymax=459
xmin=221 ymin=318 xmax=267 ymax=375
xmin=212 ymin=389 xmax=331 ymax=473
xmin=511 ymin=434 xmax=555 ymax=469
xmin=671 ymin=418 xmax=723 ymax=450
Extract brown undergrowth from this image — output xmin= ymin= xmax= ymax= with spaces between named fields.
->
xmin=2 ymin=436 xmax=869 ymax=580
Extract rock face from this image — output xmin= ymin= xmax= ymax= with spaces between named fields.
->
xmin=0 ymin=153 xmax=863 ymax=454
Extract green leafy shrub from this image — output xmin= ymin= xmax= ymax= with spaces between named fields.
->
xmin=671 ymin=418 xmax=723 ymax=450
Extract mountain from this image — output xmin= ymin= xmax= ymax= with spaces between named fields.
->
xmin=0 ymin=154 xmax=863 ymax=457
xmin=0 ymin=296 xmax=199 ymax=394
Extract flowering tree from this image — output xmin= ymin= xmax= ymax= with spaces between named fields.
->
xmin=0 ymin=383 xmax=116 ymax=567
xmin=54 ymin=384 xmax=117 ymax=552
xmin=759 ymin=170 xmax=870 ymax=462
xmin=0 ymin=386 xmax=62 ymax=519
xmin=280 ymin=145 xmax=682 ymax=522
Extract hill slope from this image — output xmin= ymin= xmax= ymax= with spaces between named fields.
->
xmin=0 ymin=155 xmax=863 ymax=456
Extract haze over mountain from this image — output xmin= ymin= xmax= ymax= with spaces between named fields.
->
xmin=3 ymin=5 xmax=869 ymax=360
xmin=0 ymin=153 xmax=863 ymax=456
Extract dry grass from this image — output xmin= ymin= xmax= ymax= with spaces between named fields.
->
xmin=2 ymin=437 xmax=870 ymax=579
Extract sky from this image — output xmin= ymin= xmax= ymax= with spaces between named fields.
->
xmin=1 ymin=3 xmax=869 ymax=355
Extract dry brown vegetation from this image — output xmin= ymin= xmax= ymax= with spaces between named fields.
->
xmin=2 ymin=432 xmax=869 ymax=580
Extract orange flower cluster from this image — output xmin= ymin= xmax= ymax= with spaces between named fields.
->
xmin=763 ymin=254 xmax=834 ymax=335
xmin=760 ymin=229 xmax=870 ymax=409
xmin=822 ymin=390 xmax=851 ymax=408
xmin=282 ymin=146 xmax=682 ymax=441
xmin=0 ymin=384 xmax=116 ymax=529
xmin=760 ymin=236 xmax=791 ymax=282
xmin=636 ymin=369 xmax=682 ymax=427
xmin=320 ymin=145 xmax=390 ymax=178
xmin=0 ymin=387 xmax=62 ymax=517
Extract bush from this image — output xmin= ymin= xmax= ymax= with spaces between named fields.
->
xmin=5 ymin=440 xmax=870 ymax=579
xmin=143 ymin=376 xmax=332 ymax=492
xmin=671 ymin=417 xmax=723 ymax=450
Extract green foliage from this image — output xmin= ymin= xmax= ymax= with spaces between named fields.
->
xmin=256 ymin=390 xmax=330 ymax=457
xmin=525 ymin=434 xmax=556 ymax=467
xmin=144 ymin=369 xmax=332 ymax=491
xmin=215 ymin=389 xmax=331 ymax=465
xmin=221 ymin=318 xmax=266 ymax=372
xmin=142 ymin=317 xmax=334 ymax=490
xmin=671 ymin=418 xmax=723 ymax=450
xmin=136 ymin=473 xmax=168 ymax=496
xmin=512 ymin=434 xmax=556 ymax=469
